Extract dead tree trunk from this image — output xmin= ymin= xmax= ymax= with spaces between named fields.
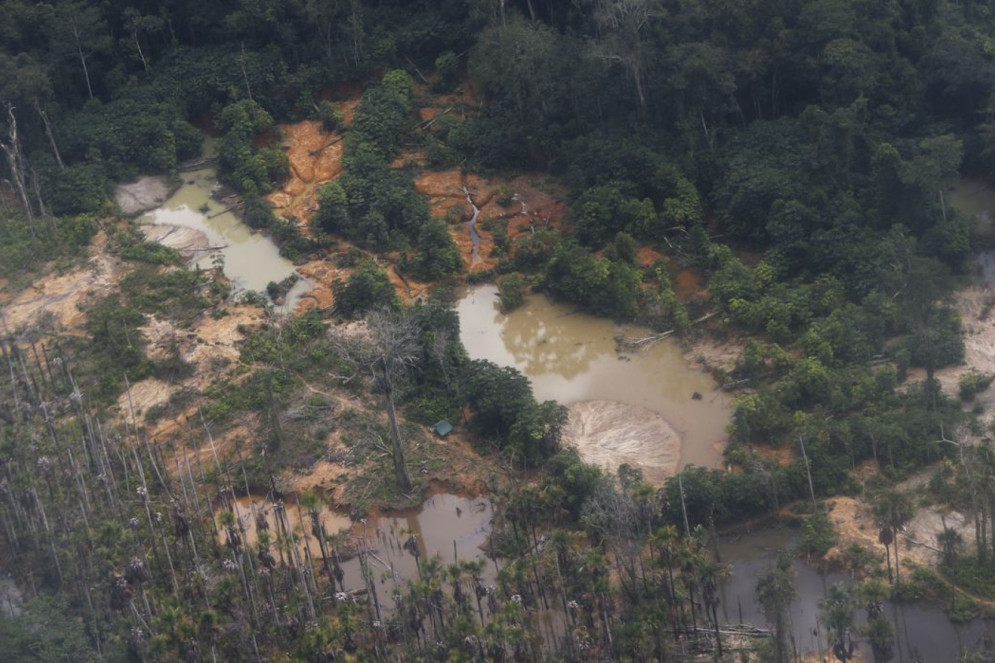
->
xmin=34 ymin=100 xmax=64 ymax=170
xmin=384 ymin=379 xmax=413 ymax=492
xmin=72 ymin=20 xmax=94 ymax=100
xmin=1 ymin=104 xmax=35 ymax=236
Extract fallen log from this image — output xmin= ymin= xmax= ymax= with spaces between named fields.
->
xmin=616 ymin=311 xmax=718 ymax=352
xmin=177 ymin=156 xmax=218 ymax=172
xmin=207 ymin=201 xmax=244 ymax=219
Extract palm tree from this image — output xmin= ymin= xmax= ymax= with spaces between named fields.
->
xmin=756 ymin=552 xmax=796 ymax=663
xmin=820 ymin=582 xmax=856 ymax=662
xmin=698 ymin=559 xmax=729 ymax=656
xmin=937 ymin=527 xmax=963 ymax=568
xmin=876 ymin=489 xmax=914 ymax=584
xmin=858 ymin=579 xmax=894 ymax=663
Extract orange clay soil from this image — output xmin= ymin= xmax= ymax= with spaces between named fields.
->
xmin=412 ymin=169 xmax=569 ymax=274
xmin=266 ymin=119 xmax=347 ymax=228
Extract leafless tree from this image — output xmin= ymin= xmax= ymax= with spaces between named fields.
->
xmin=335 ymin=309 xmax=419 ymax=492
xmin=590 ymin=0 xmax=662 ymax=117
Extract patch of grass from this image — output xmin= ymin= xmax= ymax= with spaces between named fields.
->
xmin=120 ymin=266 xmax=208 ymax=324
xmin=891 ymin=566 xmax=948 ymax=603
xmin=115 ymin=229 xmax=182 ymax=265
xmin=0 ymin=213 xmax=97 ymax=287
xmin=959 ymin=371 xmax=995 ymax=401
xmin=948 ymin=555 xmax=995 ymax=600
xmin=145 ymin=387 xmax=200 ymax=424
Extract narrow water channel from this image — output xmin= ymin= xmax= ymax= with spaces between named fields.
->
xmin=463 ymin=186 xmax=482 ymax=266
xmin=457 ymin=285 xmax=732 ymax=472
xmin=139 ymin=146 xmax=311 ymax=311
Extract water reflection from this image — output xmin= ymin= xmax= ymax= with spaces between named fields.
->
xmin=139 ymin=146 xmax=311 ymax=311
xmin=218 ymin=493 xmax=493 ymax=611
xmin=719 ymin=528 xmax=995 ymax=661
xmin=496 ymin=299 xmax=604 ymax=379
xmin=457 ymin=285 xmax=732 ymax=469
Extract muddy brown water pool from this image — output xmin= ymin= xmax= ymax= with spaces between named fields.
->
xmin=217 ymin=492 xmax=991 ymax=658
xmin=139 ymin=144 xmax=311 ymax=312
xmin=457 ymin=285 xmax=732 ymax=473
xmin=219 ymin=493 xmax=494 ymax=610
xmin=720 ymin=528 xmax=994 ymax=661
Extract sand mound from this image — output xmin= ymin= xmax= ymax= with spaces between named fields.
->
xmin=115 ymin=176 xmax=175 ymax=216
xmin=140 ymin=224 xmax=213 ymax=259
xmin=562 ymin=400 xmax=680 ymax=485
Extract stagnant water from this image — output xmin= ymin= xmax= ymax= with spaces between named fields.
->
xmin=139 ymin=150 xmax=310 ymax=311
xmin=220 ymin=493 xmax=494 ymax=610
xmin=719 ymin=528 xmax=995 ymax=661
xmin=457 ymin=285 xmax=732 ymax=470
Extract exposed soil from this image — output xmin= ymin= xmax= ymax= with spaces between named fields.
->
xmin=140 ymin=223 xmax=214 ymax=259
xmin=267 ymin=120 xmax=346 ymax=228
xmin=636 ymin=246 xmax=665 ymax=267
xmin=0 ymin=232 xmax=120 ymax=332
xmin=683 ymin=332 xmax=744 ymax=377
xmin=115 ymin=176 xmax=176 ymax=216
xmin=295 ymin=258 xmax=340 ymax=313
xmin=926 ymin=279 xmax=995 ymax=431
xmin=115 ymin=303 xmax=268 ymax=436
xmin=286 ymin=425 xmax=497 ymax=506
xmin=824 ymin=492 xmax=973 ymax=577
xmin=413 ymin=169 xmax=569 ymax=274
xmin=562 ymin=400 xmax=680 ymax=485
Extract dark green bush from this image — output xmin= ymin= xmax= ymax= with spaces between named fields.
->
xmin=333 ymin=260 xmax=398 ymax=318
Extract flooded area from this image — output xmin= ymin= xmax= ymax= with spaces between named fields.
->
xmin=219 ymin=493 xmax=493 ymax=609
xmin=457 ymin=285 xmax=732 ymax=475
xmin=719 ymin=528 xmax=995 ymax=661
xmin=138 ymin=150 xmax=310 ymax=311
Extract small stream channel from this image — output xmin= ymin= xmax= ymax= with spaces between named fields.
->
xmin=139 ymin=143 xmax=311 ymax=311
xmin=463 ymin=186 xmax=482 ymax=266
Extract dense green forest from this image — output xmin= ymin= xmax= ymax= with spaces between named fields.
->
xmin=5 ymin=0 xmax=995 ymax=660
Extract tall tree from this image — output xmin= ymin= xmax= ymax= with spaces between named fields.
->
xmin=591 ymin=0 xmax=662 ymax=116
xmin=875 ymin=489 xmax=914 ymax=585
xmin=0 ymin=53 xmax=63 ymax=170
xmin=756 ymin=551 xmax=796 ymax=663
xmin=0 ymin=102 xmax=35 ymax=235
xmin=337 ymin=309 xmax=418 ymax=492
xmin=820 ymin=582 xmax=856 ymax=662
xmin=46 ymin=1 xmax=112 ymax=101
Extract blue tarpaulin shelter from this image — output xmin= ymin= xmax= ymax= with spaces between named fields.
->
xmin=433 ymin=420 xmax=453 ymax=437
